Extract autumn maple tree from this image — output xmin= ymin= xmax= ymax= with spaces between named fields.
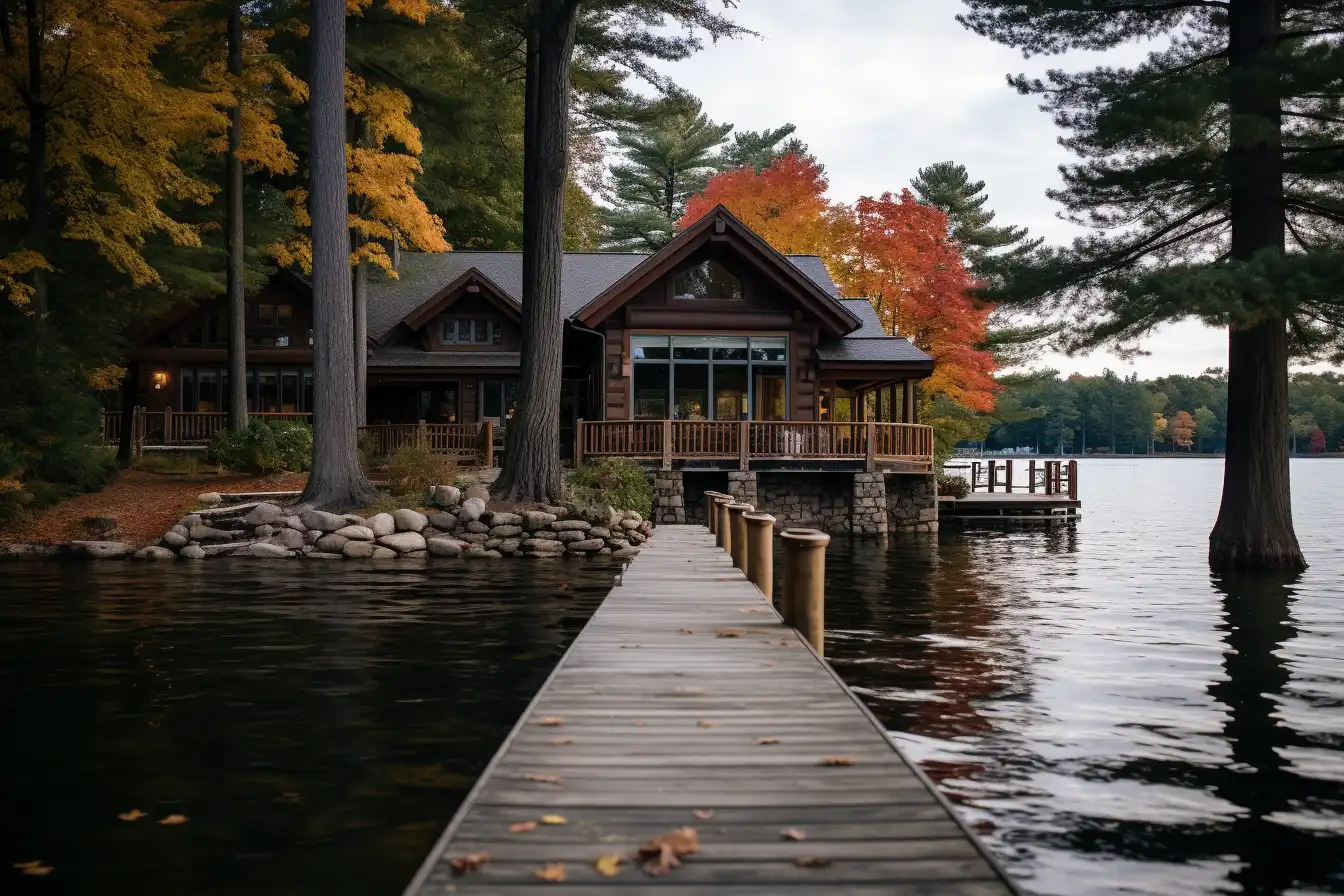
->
xmin=680 ymin=153 xmax=832 ymax=256
xmin=1169 ymin=410 xmax=1196 ymax=450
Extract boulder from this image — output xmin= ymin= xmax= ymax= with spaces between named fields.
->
xmin=556 ymin=530 xmax=588 ymax=544
xmin=243 ymin=542 xmax=290 ymax=558
xmin=523 ymin=511 xmax=557 ymax=531
xmin=254 ymin=524 xmax=276 ymax=538
xmin=242 ymin=502 xmax=285 ymax=527
xmin=461 ymin=532 xmax=490 ymax=545
xmin=550 ymin=519 xmax=591 ymax=533
xmin=269 ymin=529 xmax=306 ymax=551
xmin=421 ymin=526 xmax=443 ymax=539
xmin=466 ymin=549 xmax=502 ymax=559
xmin=569 ymin=502 xmax=620 ymax=528
xmin=488 ymin=524 xmax=522 ymax=538
xmin=627 ymin=530 xmax=646 ymax=544
xmin=180 ymin=514 xmax=203 ymax=529
xmin=198 ymin=492 xmax=223 ymax=507
xmin=283 ymin=516 xmax=306 ymax=532
xmin=612 ymin=547 xmax=641 ymax=559
xmin=566 ymin=538 xmax=605 ymax=553
xmin=427 ymin=512 xmax=457 ymax=530
xmin=161 ymin=530 xmax=189 ymax=549
xmin=315 ymin=534 xmax=349 ymax=553
xmin=305 ymin=551 xmax=345 ymax=560
xmin=135 ymin=545 xmax=176 ymax=561
xmin=620 ymin=518 xmax=640 ymax=531
xmin=401 ymin=550 xmax=429 ymax=559
xmin=367 ymin=512 xmax=395 ymax=537
xmin=623 ymin=510 xmax=644 ymax=523
xmin=304 ymin=529 xmax=322 ymax=546
xmin=378 ymin=531 xmax=427 ymax=553
xmin=466 ymin=520 xmax=490 ymax=534
xmin=83 ymin=515 xmax=119 ymax=538
xmin=334 ymin=525 xmax=375 ymax=542
xmin=540 ymin=504 xmax=569 ymax=517
xmin=180 ymin=544 xmax=206 ymax=560
xmin=426 ymin=538 xmax=464 ymax=557
xmin=606 ymin=539 xmax=631 ymax=551
xmin=342 ymin=540 xmax=377 ymax=559
xmin=393 ymin=508 xmax=428 ymax=532
xmin=202 ymin=541 xmax=252 ymax=557
xmin=170 ymin=524 xmax=190 ymax=538
xmin=529 ymin=530 xmax=558 ymax=541
xmin=486 ymin=511 xmax=522 ymax=527
xmin=588 ymin=526 xmax=612 ymax=540
xmin=522 ymin=538 xmax=565 ymax=553
xmin=344 ymin=514 xmax=367 ymax=526
xmin=300 ymin=509 xmax=347 ymax=532
xmin=465 ymin=484 xmax=491 ymax=503
xmin=598 ymin=547 xmax=612 ymax=556
xmin=433 ymin=485 xmax=461 ymax=508
xmin=372 ymin=547 xmax=398 ymax=560
xmin=459 ymin=497 xmax=487 ymax=523
xmin=190 ymin=524 xmax=237 ymax=541
xmin=496 ymin=538 xmax=522 ymax=554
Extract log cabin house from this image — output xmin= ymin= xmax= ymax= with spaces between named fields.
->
xmin=125 ymin=206 xmax=934 ymax=471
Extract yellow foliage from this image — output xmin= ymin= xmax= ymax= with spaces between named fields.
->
xmin=0 ymin=251 xmax=53 ymax=308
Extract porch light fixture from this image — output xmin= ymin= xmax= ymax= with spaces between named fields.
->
xmin=152 ymin=370 xmax=169 ymax=390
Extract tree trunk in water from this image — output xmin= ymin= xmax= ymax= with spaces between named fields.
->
xmin=497 ymin=0 xmax=578 ymax=503
xmin=299 ymin=0 xmax=378 ymax=511
xmin=225 ymin=3 xmax=248 ymax=433
xmin=24 ymin=0 xmax=47 ymax=317
xmin=1210 ymin=0 xmax=1304 ymax=571
xmin=353 ymin=257 xmax=368 ymax=426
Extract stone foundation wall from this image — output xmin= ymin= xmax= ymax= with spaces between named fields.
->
xmin=885 ymin=474 xmax=938 ymax=533
xmin=851 ymin=473 xmax=888 ymax=536
xmin=726 ymin=471 xmax=758 ymax=506
xmin=652 ymin=471 xmax=685 ymax=525
xmin=755 ymin=472 xmax=854 ymax=532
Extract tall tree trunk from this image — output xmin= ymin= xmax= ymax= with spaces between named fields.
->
xmin=24 ymin=0 xmax=47 ymax=317
xmin=299 ymin=0 xmax=377 ymax=511
xmin=225 ymin=2 xmax=248 ymax=433
xmin=117 ymin=362 xmax=138 ymax=468
xmin=353 ymin=254 xmax=368 ymax=426
xmin=497 ymin=0 xmax=578 ymax=502
xmin=1210 ymin=0 xmax=1305 ymax=571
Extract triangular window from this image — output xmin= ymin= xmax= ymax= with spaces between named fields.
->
xmin=673 ymin=260 xmax=743 ymax=301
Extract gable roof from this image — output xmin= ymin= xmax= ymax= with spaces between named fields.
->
xmin=394 ymin=268 xmax=520 ymax=343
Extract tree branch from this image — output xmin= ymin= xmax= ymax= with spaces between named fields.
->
xmin=1283 ymin=110 xmax=1344 ymax=125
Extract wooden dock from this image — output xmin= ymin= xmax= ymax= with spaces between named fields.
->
xmin=404 ymin=525 xmax=1019 ymax=894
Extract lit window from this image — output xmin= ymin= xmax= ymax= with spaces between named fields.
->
xmin=674 ymin=260 xmax=742 ymax=301
xmin=257 ymin=304 xmax=276 ymax=325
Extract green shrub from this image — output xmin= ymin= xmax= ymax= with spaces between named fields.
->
xmin=568 ymin=457 xmax=653 ymax=516
xmin=936 ymin=473 xmax=969 ymax=498
xmin=357 ymin=428 xmax=382 ymax=471
xmin=386 ymin=442 xmax=456 ymax=497
xmin=211 ymin=421 xmax=312 ymax=475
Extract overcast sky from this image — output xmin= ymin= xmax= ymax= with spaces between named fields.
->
xmin=648 ymin=0 xmax=1235 ymax=380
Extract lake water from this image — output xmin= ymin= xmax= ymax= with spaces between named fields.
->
xmin=2 ymin=458 xmax=1341 ymax=895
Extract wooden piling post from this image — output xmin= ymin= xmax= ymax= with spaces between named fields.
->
xmin=1006 ymin=458 xmax=1013 ymax=494
xmin=728 ymin=503 xmax=753 ymax=572
xmin=704 ymin=491 xmax=726 ymax=533
xmin=1029 ymin=459 xmax=1037 ymax=494
xmin=780 ymin=528 xmax=830 ymax=657
xmin=744 ymin=512 xmax=775 ymax=598
xmin=714 ymin=496 xmax=733 ymax=551
xmin=1068 ymin=459 xmax=1079 ymax=501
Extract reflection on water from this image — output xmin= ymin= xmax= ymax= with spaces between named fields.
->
xmin=823 ymin=459 xmax=1344 ymax=896
xmin=0 ymin=559 xmax=615 ymax=895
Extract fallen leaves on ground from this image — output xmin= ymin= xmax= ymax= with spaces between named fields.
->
xmin=820 ymin=756 xmax=855 ymax=766
xmin=549 ymin=737 xmax=573 ymax=746
xmin=158 ymin=814 xmax=189 ymax=825
xmin=697 ymin=719 xmax=715 ymax=728
xmin=450 ymin=852 xmax=491 ymax=875
xmin=593 ymin=854 xmax=622 ymax=877
xmin=534 ymin=863 xmax=566 ymax=882
xmin=638 ymin=827 xmax=700 ymax=877
xmin=540 ymin=814 xmax=568 ymax=825
xmin=781 ymin=828 xmax=807 ymax=841
xmin=13 ymin=861 xmax=53 ymax=877
xmin=716 ymin=628 xmax=744 ymax=638
xmin=679 ymin=628 xmax=695 ymax=634
xmin=509 ymin=821 xmax=537 ymax=833
xmin=117 ymin=809 xmax=147 ymax=822
xmin=537 ymin=716 xmax=564 ymax=727
xmin=756 ymin=737 xmax=780 ymax=745
xmin=692 ymin=809 xmax=715 ymax=820
xmin=525 ymin=773 xmax=564 ymax=786
xmin=794 ymin=855 xmax=832 ymax=868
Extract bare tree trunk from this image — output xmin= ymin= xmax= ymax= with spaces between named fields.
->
xmin=497 ymin=0 xmax=578 ymax=502
xmin=353 ymin=255 xmax=367 ymax=426
xmin=1210 ymin=0 xmax=1304 ymax=571
xmin=299 ymin=0 xmax=378 ymax=511
xmin=225 ymin=2 xmax=249 ymax=433
xmin=117 ymin=362 xmax=137 ymax=468
xmin=24 ymin=0 xmax=47 ymax=317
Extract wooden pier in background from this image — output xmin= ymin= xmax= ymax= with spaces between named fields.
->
xmin=405 ymin=525 xmax=1019 ymax=894
xmin=941 ymin=458 xmax=1081 ymax=524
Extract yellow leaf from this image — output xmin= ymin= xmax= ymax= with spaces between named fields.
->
xmin=158 ymin=814 xmax=189 ymax=825
xmin=540 ymin=815 xmax=568 ymax=825
xmin=525 ymin=773 xmax=564 ymax=786
xmin=14 ymin=860 xmax=54 ymax=876
xmin=117 ymin=809 xmax=147 ymax=822
xmin=509 ymin=821 xmax=537 ymax=833
xmin=781 ymin=827 xmax=806 ymax=841
xmin=537 ymin=716 xmax=564 ymax=727
xmin=449 ymin=852 xmax=490 ymax=875
xmin=593 ymin=854 xmax=622 ymax=877
xmin=697 ymin=720 xmax=715 ymax=728
xmin=534 ymin=862 xmax=566 ymax=882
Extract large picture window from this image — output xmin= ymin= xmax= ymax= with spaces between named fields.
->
xmin=631 ymin=335 xmax=787 ymax=421
xmin=179 ymin=366 xmax=313 ymax=413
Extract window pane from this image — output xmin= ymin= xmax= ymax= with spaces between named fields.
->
xmin=631 ymin=335 xmax=669 ymax=361
xmin=180 ymin=368 xmax=196 ymax=411
xmin=442 ymin=320 xmax=455 ymax=344
xmin=277 ymin=304 xmax=293 ymax=324
xmin=302 ymin=370 xmax=313 ymax=413
xmin=492 ymin=322 xmax=503 ymax=345
xmin=753 ymin=366 xmax=787 ymax=421
xmin=198 ymin=369 xmax=219 ymax=412
xmin=713 ymin=365 xmax=748 ymax=421
xmin=750 ymin=337 xmax=787 ymax=362
xmin=673 ymin=363 xmax=708 ymax=420
xmin=483 ymin=380 xmax=502 ymax=419
xmin=258 ymin=304 xmax=275 ymax=325
xmin=474 ymin=320 xmax=489 ymax=343
xmin=257 ymin=370 xmax=279 ymax=413
xmin=281 ymin=370 xmax=299 ymax=412
xmin=673 ymin=260 xmax=743 ymax=300
xmin=633 ymin=363 xmax=669 ymax=419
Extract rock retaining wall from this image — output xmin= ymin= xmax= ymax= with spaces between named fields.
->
xmin=886 ymin=474 xmax=938 ymax=533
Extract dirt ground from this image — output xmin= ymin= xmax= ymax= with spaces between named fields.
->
xmin=1 ymin=470 xmax=308 ymax=546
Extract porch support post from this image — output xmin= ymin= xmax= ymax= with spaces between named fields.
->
xmin=865 ymin=421 xmax=876 ymax=472
xmin=738 ymin=420 xmax=749 ymax=471
xmin=662 ymin=419 xmax=672 ymax=470
xmin=902 ymin=380 xmax=916 ymax=424
xmin=574 ymin=419 xmax=583 ymax=468
xmin=164 ymin=406 xmax=173 ymax=446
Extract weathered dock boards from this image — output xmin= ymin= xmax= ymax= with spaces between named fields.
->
xmin=404 ymin=526 xmax=1019 ymax=895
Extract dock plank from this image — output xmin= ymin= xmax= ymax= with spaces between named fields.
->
xmin=404 ymin=526 xmax=1019 ymax=894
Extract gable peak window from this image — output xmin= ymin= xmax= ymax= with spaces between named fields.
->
xmin=442 ymin=317 xmax=503 ymax=345
xmin=674 ymin=260 xmax=743 ymax=301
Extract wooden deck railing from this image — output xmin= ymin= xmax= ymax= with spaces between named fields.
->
xmin=575 ymin=420 xmax=934 ymax=471
xmin=100 ymin=409 xmax=312 ymax=448
xmin=357 ymin=421 xmax=493 ymax=465
xmin=945 ymin=458 xmax=1079 ymax=501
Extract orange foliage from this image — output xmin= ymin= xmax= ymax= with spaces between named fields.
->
xmin=679 ymin=154 xmax=834 ymax=256
xmin=1169 ymin=409 xmax=1196 ymax=448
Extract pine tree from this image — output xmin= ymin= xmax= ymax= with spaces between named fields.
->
xmin=959 ymin=0 xmax=1344 ymax=570
xmin=720 ymin=124 xmax=810 ymax=173
xmin=911 ymin=161 xmax=1038 ymax=273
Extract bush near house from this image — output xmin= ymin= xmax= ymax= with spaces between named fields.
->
xmin=568 ymin=457 xmax=654 ymax=517
xmin=936 ymin=473 xmax=969 ymax=499
xmin=385 ymin=442 xmax=457 ymax=497
xmin=211 ymin=421 xmax=313 ymax=476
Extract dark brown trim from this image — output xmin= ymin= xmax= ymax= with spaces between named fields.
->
xmin=130 ymin=348 xmax=314 ymax=363
xmin=816 ymin=361 xmax=933 ymax=380
xmin=396 ymin=268 xmax=520 ymax=338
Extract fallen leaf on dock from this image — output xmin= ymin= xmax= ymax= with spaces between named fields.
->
xmin=540 ymin=814 xmax=568 ymax=825
xmin=679 ymin=628 xmax=694 ymax=634
xmin=756 ymin=737 xmax=779 ymax=745
xmin=781 ymin=828 xmax=807 ymax=841
xmin=13 ymin=861 xmax=53 ymax=877
xmin=692 ymin=809 xmax=715 ymax=820
xmin=739 ymin=607 xmax=766 ymax=613
xmin=537 ymin=717 xmax=564 ymax=727
xmin=638 ymin=827 xmax=700 ymax=877
xmin=794 ymin=855 xmax=832 ymax=868
xmin=117 ymin=809 xmax=147 ymax=822
xmin=158 ymin=814 xmax=189 ymax=825
xmin=549 ymin=737 xmax=573 ymax=746
xmin=525 ymin=773 xmax=564 ymax=785
xmin=716 ymin=628 xmax=744 ymax=638
xmin=449 ymin=852 xmax=490 ymax=875
xmin=534 ymin=862 xmax=566 ymax=882
xmin=697 ymin=719 xmax=715 ymax=728
xmin=509 ymin=821 xmax=537 ymax=833
xmin=820 ymin=756 xmax=855 ymax=766
xmin=593 ymin=854 xmax=622 ymax=877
